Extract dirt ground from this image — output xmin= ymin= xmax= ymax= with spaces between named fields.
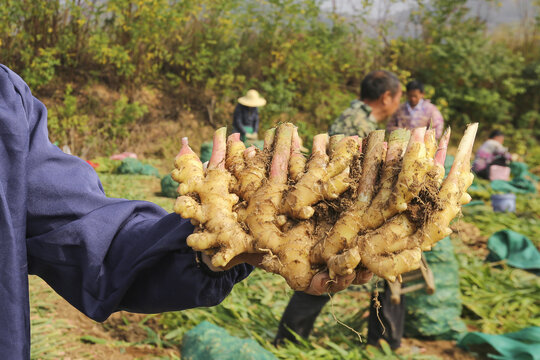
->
xmin=450 ymin=220 xmax=489 ymax=257
xmin=400 ymin=338 xmax=477 ymax=360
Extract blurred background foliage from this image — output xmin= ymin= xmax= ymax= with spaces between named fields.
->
xmin=1 ymin=0 xmax=539 ymax=162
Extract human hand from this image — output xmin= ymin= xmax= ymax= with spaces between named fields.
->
xmin=304 ymin=268 xmax=373 ymax=295
xmin=203 ymin=252 xmax=372 ymax=296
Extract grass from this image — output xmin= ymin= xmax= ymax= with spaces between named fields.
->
xmin=458 ymin=254 xmax=540 ymax=334
xmin=161 ymin=270 xmax=380 ymax=359
xmin=461 ymin=203 xmax=540 ymax=247
xmin=29 ymin=277 xmax=81 ymax=359
xmin=99 ymin=173 xmax=175 ymax=212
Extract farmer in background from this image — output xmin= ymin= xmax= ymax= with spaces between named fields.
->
xmin=0 ymin=64 xmax=360 ymax=358
xmin=472 ymin=130 xmax=512 ymax=179
xmin=387 ymin=80 xmax=444 ymax=139
xmin=275 ymin=70 xmax=404 ymax=349
xmin=329 ymin=70 xmax=402 ymax=137
xmin=233 ymin=89 xmax=266 ymax=141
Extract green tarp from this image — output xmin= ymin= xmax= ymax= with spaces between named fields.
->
xmin=200 ymin=141 xmax=213 ymax=164
xmin=511 ymin=162 xmax=540 ymax=182
xmin=181 ymin=321 xmax=277 ymax=360
xmin=491 ymin=179 xmax=536 ymax=194
xmin=490 ymin=162 xmax=538 ymax=194
xmin=116 ymin=158 xmax=160 ymax=177
xmin=463 ymin=200 xmax=485 ymax=207
xmin=458 ymin=326 xmax=540 ymax=360
xmin=486 ymin=230 xmax=540 ymax=275
xmin=444 ymin=154 xmax=454 ymax=178
xmin=161 ymin=174 xmax=179 ymax=198
xmin=404 ymin=237 xmax=467 ymax=340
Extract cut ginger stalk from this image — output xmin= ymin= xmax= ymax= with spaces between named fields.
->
xmin=243 ymin=124 xmax=318 ymax=289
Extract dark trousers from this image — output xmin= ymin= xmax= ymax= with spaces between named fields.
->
xmin=274 ymin=282 xmax=405 ymax=349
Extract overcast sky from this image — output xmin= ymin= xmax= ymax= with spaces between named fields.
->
xmin=320 ymin=0 xmax=536 ymax=26
xmin=320 ymin=0 xmax=414 ymax=18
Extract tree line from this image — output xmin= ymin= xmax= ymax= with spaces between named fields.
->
xmin=1 ymin=0 xmax=538 ymax=158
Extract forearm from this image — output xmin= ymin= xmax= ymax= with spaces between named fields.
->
xmin=28 ymin=209 xmax=252 ymax=321
xmin=23 ymin=93 xmax=251 ymax=321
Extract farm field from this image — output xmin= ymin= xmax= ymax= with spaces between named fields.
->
xmin=29 ymin=163 xmax=540 ymax=359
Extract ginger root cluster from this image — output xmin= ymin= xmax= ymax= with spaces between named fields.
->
xmin=172 ymin=123 xmax=478 ymax=290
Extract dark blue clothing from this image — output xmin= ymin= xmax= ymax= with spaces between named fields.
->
xmin=232 ymin=104 xmax=259 ymax=136
xmin=0 ymin=64 xmax=252 ymax=359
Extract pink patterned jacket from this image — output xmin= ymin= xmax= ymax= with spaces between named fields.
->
xmin=387 ymin=99 xmax=444 ymax=139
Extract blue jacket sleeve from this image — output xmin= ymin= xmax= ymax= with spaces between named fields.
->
xmin=6 ymin=66 xmax=252 ymax=322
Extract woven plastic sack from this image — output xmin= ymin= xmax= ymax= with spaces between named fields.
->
xmin=181 ymin=321 xmax=276 ymax=360
xmin=116 ymin=158 xmax=160 ymax=177
xmin=404 ymin=237 xmax=467 ymax=340
xmin=423 ymin=237 xmax=459 ymax=264
xmin=161 ymin=174 xmax=179 ymax=198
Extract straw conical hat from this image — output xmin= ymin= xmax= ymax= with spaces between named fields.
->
xmin=238 ymin=89 xmax=267 ymax=107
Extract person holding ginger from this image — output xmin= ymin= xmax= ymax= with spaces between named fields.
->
xmin=0 ymin=64 xmax=362 ymax=358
